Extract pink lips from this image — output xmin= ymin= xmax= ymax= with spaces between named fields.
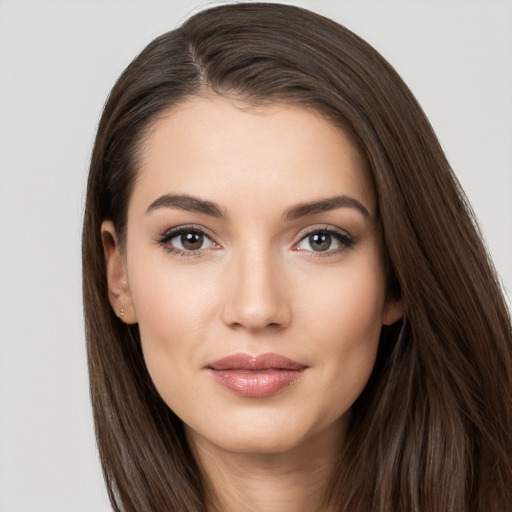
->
xmin=207 ymin=353 xmax=307 ymax=398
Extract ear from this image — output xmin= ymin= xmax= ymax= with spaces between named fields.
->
xmin=382 ymin=296 xmax=403 ymax=326
xmin=101 ymin=220 xmax=137 ymax=324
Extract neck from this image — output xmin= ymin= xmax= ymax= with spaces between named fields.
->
xmin=187 ymin=422 xmax=345 ymax=512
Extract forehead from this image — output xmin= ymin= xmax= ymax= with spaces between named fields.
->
xmin=131 ymin=95 xmax=374 ymax=215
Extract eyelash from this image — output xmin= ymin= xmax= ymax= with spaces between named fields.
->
xmin=156 ymin=225 xmax=355 ymax=258
xmin=156 ymin=225 xmax=218 ymax=257
xmin=293 ymin=226 xmax=355 ymax=258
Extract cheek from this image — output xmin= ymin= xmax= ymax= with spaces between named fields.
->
xmin=298 ymin=255 xmax=386 ymax=405
xmin=302 ymin=253 xmax=386 ymax=344
xmin=129 ymin=239 xmax=217 ymax=329
xmin=126 ymin=255 xmax=219 ymax=397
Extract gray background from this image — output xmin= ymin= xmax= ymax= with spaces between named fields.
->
xmin=1 ymin=1 xmax=511 ymax=510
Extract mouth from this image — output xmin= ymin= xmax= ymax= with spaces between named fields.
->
xmin=206 ymin=352 xmax=308 ymax=398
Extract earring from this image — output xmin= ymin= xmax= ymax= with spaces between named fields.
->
xmin=120 ymin=308 xmax=125 ymax=317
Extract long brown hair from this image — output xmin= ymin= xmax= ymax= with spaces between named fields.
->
xmin=82 ymin=3 xmax=512 ymax=511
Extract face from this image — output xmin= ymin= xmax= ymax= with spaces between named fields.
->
xmin=103 ymin=96 xmax=401 ymax=456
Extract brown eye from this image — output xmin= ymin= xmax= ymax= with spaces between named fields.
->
xmin=158 ymin=228 xmax=216 ymax=254
xmin=308 ymin=233 xmax=331 ymax=251
xmin=295 ymin=228 xmax=355 ymax=255
xmin=181 ymin=232 xmax=204 ymax=250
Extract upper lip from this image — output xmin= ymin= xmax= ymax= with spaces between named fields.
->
xmin=207 ymin=352 xmax=307 ymax=371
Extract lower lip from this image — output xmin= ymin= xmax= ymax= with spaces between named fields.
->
xmin=209 ymin=369 xmax=304 ymax=397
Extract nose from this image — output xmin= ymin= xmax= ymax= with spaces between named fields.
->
xmin=221 ymin=247 xmax=292 ymax=331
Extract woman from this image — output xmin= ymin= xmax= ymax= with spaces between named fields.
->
xmin=82 ymin=3 xmax=512 ymax=511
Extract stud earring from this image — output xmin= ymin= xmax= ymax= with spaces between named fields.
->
xmin=120 ymin=308 xmax=125 ymax=317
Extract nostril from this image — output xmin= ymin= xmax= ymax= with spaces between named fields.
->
xmin=220 ymin=261 xmax=292 ymax=330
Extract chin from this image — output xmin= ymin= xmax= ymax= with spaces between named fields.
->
xmin=185 ymin=408 xmax=345 ymax=457
xmin=221 ymin=430 xmax=306 ymax=455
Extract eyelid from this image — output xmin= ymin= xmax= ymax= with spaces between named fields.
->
xmin=158 ymin=222 xmax=217 ymax=238
xmin=292 ymin=224 xmax=355 ymax=254
xmin=156 ymin=224 xmax=221 ymax=256
xmin=297 ymin=223 xmax=351 ymax=238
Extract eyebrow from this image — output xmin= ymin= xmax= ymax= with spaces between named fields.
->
xmin=282 ymin=195 xmax=370 ymax=221
xmin=145 ymin=194 xmax=225 ymax=217
xmin=145 ymin=193 xmax=370 ymax=220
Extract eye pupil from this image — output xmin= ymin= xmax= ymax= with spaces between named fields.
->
xmin=181 ymin=232 xmax=203 ymax=250
xmin=309 ymin=233 xmax=331 ymax=251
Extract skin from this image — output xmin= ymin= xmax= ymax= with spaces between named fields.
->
xmin=102 ymin=95 xmax=402 ymax=512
